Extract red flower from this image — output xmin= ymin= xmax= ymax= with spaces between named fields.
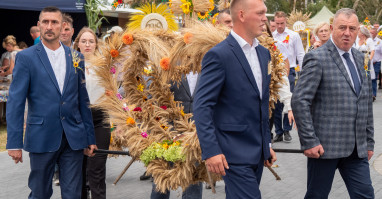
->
xmin=110 ymin=49 xmax=119 ymax=58
xmin=160 ymin=57 xmax=170 ymax=71
xmin=118 ymin=0 xmax=123 ymax=3
xmin=122 ymin=34 xmax=134 ymax=45
xmin=133 ymin=107 xmax=142 ymax=112
xmin=160 ymin=105 xmax=167 ymax=110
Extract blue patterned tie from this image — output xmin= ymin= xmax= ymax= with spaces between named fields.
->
xmin=343 ymin=52 xmax=361 ymax=95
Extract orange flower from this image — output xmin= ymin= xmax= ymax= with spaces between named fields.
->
xmin=126 ymin=117 xmax=135 ymax=125
xmin=122 ymin=34 xmax=134 ymax=45
xmin=110 ymin=49 xmax=119 ymax=58
xmin=105 ymin=90 xmax=113 ymax=96
xmin=160 ymin=57 xmax=170 ymax=71
xmin=183 ymin=32 xmax=193 ymax=44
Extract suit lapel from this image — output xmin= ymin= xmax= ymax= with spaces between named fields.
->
xmin=181 ymin=75 xmax=192 ymax=97
xmin=227 ymin=34 xmax=261 ymax=97
xmin=36 ymin=42 xmax=61 ymax=94
xmin=327 ymin=40 xmax=357 ymax=95
xmin=256 ymin=47 xmax=268 ymax=97
xmin=62 ymin=46 xmax=72 ymax=96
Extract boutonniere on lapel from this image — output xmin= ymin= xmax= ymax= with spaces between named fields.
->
xmin=283 ymin=35 xmax=290 ymax=44
xmin=70 ymin=49 xmax=83 ymax=73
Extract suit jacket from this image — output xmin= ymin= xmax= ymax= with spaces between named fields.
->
xmin=170 ymin=75 xmax=198 ymax=114
xmin=6 ymin=42 xmax=96 ymax=153
xmin=193 ymin=34 xmax=272 ymax=165
xmin=291 ymin=40 xmax=374 ymax=159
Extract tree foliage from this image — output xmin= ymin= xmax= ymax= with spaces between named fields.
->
xmin=85 ymin=0 xmax=109 ymax=32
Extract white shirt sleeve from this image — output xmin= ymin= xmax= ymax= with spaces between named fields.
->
xmin=277 ymin=75 xmax=292 ymax=113
xmin=367 ymin=38 xmax=375 ymax=51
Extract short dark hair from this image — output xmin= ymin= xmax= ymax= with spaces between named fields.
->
xmin=274 ymin=11 xmax=287 ymax=18
xmin=62 ymin=13 xmax=73 ymax=27
xmin=218 ymin=9 xmax=230 ymax=20
xmin=39 ymin=6 xmax=62 ymax=21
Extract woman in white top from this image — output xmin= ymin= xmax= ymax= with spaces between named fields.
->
xmin=74 ymin=27 xmax=110 ymax=199
xmin=1 ymin=35 xmax=21 ymax=77
xmin=354 ymin=26 xmax=375 ymax=75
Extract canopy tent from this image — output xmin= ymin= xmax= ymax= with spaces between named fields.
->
xmin=308 ymin=6 xmax=334 ymax=29
xmin=0 ymin=0 xmax=86 ymax=12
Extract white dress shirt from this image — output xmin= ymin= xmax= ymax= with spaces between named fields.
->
xmin=332 ymin=38 xmax=361 ymax=88
xmin=372 ymin=37 xmax=382 ymax=62
xmin=85 ymin=63 xmax=105 ymax=104
xmin=231 ymin=30 xmax=263 ymax=97
xmin=186 ymin=71 xmax=198 ymax=96
xmin=42 ymin=42 xmax=66 ymax=93
xmin=273 ymin=28 xmax=305 ymax=68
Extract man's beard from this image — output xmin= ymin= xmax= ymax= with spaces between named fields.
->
xmin=42 ymin=31 xmax=59 ymax=42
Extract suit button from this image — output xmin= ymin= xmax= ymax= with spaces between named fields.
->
xmin=61 ymin=102 xmax=65 ymax=105
xmin=61 ymin=117 xmax=65 ymax=120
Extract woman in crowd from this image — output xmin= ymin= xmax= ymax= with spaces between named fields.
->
xmin=354 ymin=25 xmax=376 ymax=100
xmin=310 ymin=22 xmax=331 ymax=50
xmin=1 ymin=35 xmax=21 ymax=77
xmin=74 ymin=27 xmax=110 ymax=199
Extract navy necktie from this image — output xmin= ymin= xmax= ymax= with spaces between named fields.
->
xmin=343 ymin=52 xmax=361 ymax=95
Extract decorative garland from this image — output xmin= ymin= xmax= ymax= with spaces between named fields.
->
xmin=90 ymin=21 xmax=287 ymax=193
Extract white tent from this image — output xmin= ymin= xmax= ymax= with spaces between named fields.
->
xmin=308 ymin=6 xmax=334 ymax=29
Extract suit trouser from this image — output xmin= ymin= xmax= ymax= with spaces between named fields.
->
xmin=222 ymin=159 xmax=264 ymax=199
xmin=28 ymin=133 xmax=83 ymax=199
xmin=271 ymin=68 xmax=295 ymax=135
xmin=305 ymin=148 xmax=374 ymax=199
xmin=372 ymin=61 xmax=381 ymax=97
xmin=82 ymin=108 xmax=110 ymax=199
xmin=150 ymin=182 xmax=203 ymax=199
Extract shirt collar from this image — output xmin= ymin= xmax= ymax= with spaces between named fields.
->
xmin=273 ymin=28 xmax=290 ymax=36
xmin=330 ymin=37 xmax=353 ymax=57
xmin=231 ymin=30 xmax=259 ymax=49
xmin=41 ymin=41 xmax=64 ymax=54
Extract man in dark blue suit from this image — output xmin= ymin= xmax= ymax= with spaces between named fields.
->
xmin=6 ymin=6 xmax=96 ymax=199
xmin=193 ymin=0 xmax=276 ymax=198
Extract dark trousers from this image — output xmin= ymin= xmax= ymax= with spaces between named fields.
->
xmin=82 ymin=108 xmax=110 ymax=199
xmin=28 ymin=133 xmax=83 ymax=199
xmin=150 ymin=182 xmax=203 ymax=199
xmin=222 ymin=158 xmax=264 ymax=199
xmin=372 ymin=62 xmax=381 ymax=97
xmin=305 ymin=148 xmax=374 ymax=199
xmin=270 ymin=68 xmax=295 ymax=134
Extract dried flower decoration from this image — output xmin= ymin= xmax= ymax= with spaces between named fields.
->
xmin=122 ymin=34 xmax=134 ymax=45
xmin=116 ymin=93 xmax=123 ymax=100
xmin=160 ymin=105 xmax=167 ymax=110
xmin=126 ymin=117 xmax=135 ymax=125
xmin=110 ymin=49 xmax=119 ymax=58
xmin=133 ymin=107 xmax=142 ymax=112
xmin=141 ymin=132 xmax=148 ymax=138
xmin=110 ymin=67 xmax=116 ymax=74
xmin=137 ymin=83 xmax=144 ymax=92
xmin=105 ymin=90 xmax=113 ymax=96
xmin=183 ymin=33 xmax=193 ymax=44
xmin=160 ymin=57 xmax=170 ymax=71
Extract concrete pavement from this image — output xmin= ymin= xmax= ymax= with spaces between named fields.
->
xmin=2 ymin=91 xmax=382 ymax=198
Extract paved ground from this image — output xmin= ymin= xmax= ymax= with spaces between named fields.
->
xmin=2 ymin=91 xmax=382 ymax=199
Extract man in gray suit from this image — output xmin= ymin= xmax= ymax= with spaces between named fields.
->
xmin=292 ymin=8 xmax=375 ymax=198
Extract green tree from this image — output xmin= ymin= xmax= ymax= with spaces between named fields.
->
xmin=265 ymin=0 xmax=291 ymax=14
xmin=85 ymin=0 xmax=108 ymax=32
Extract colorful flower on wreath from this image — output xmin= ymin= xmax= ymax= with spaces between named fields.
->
xmin=116 ymin=93 xmax=123 ymax=100
xmin=141 ymin=132 xmax=148 ymax=138
xmin=126 ymin=117 xmax=135 ymax=125
xmin=160 ymin=57 xmax=170 ymax=71
xmin=180 ymin=109 xmax=185 ymax=116
xmin=183 ymin=32 xmax=193 ymax=44
xmin=180 ymin=0 xmax=192 ymax=15
xmin=283 ymin=35 xmax=290 ymax=44
xmin=105 ymin=90 xmax=113 ymax=96
xmin=270 ymin=42 xmax=277 ymax=51
xmin=144 ymin=68 xmax=152 ymax=75
xmin=211 ymin=13 xmax=219 ymax=25
xmin=123 ymin=103 xmax=129 ymax=111
xmin=162 ymin=142 xmax=169 ymax=149
xmin=110 ymin=49 xmax=119 ymax=58
xmin=197 ymin=12 xmax=210 ymax=21
xmin=363 ymin=17 xmax=370 ymax=25
xmin=378 ymin=31 xmax=382 ymax=37
xmin=161 ymin=124 xmax=169 ymax=130
xmin=295 ymin=65 xmax=300 ymax=72
xmin=133 ymin=107 xmax=142 ymax=112
xmin=137 ymin=83 xmax=144 ymax=92
xmin=110 ymin=67 xmax=116 ymax=74
xmin=208 ymin=0 xmax=214 ymax=12
xmin=160 ymin=105 xmax=167 ymax=110
xmin=142 ymin=96 xmax=148 ymax=101
xmin=122 ymin=34 xmax=134 ymax=45
xmin=110 ymin=135 xmax=114 ymax=143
